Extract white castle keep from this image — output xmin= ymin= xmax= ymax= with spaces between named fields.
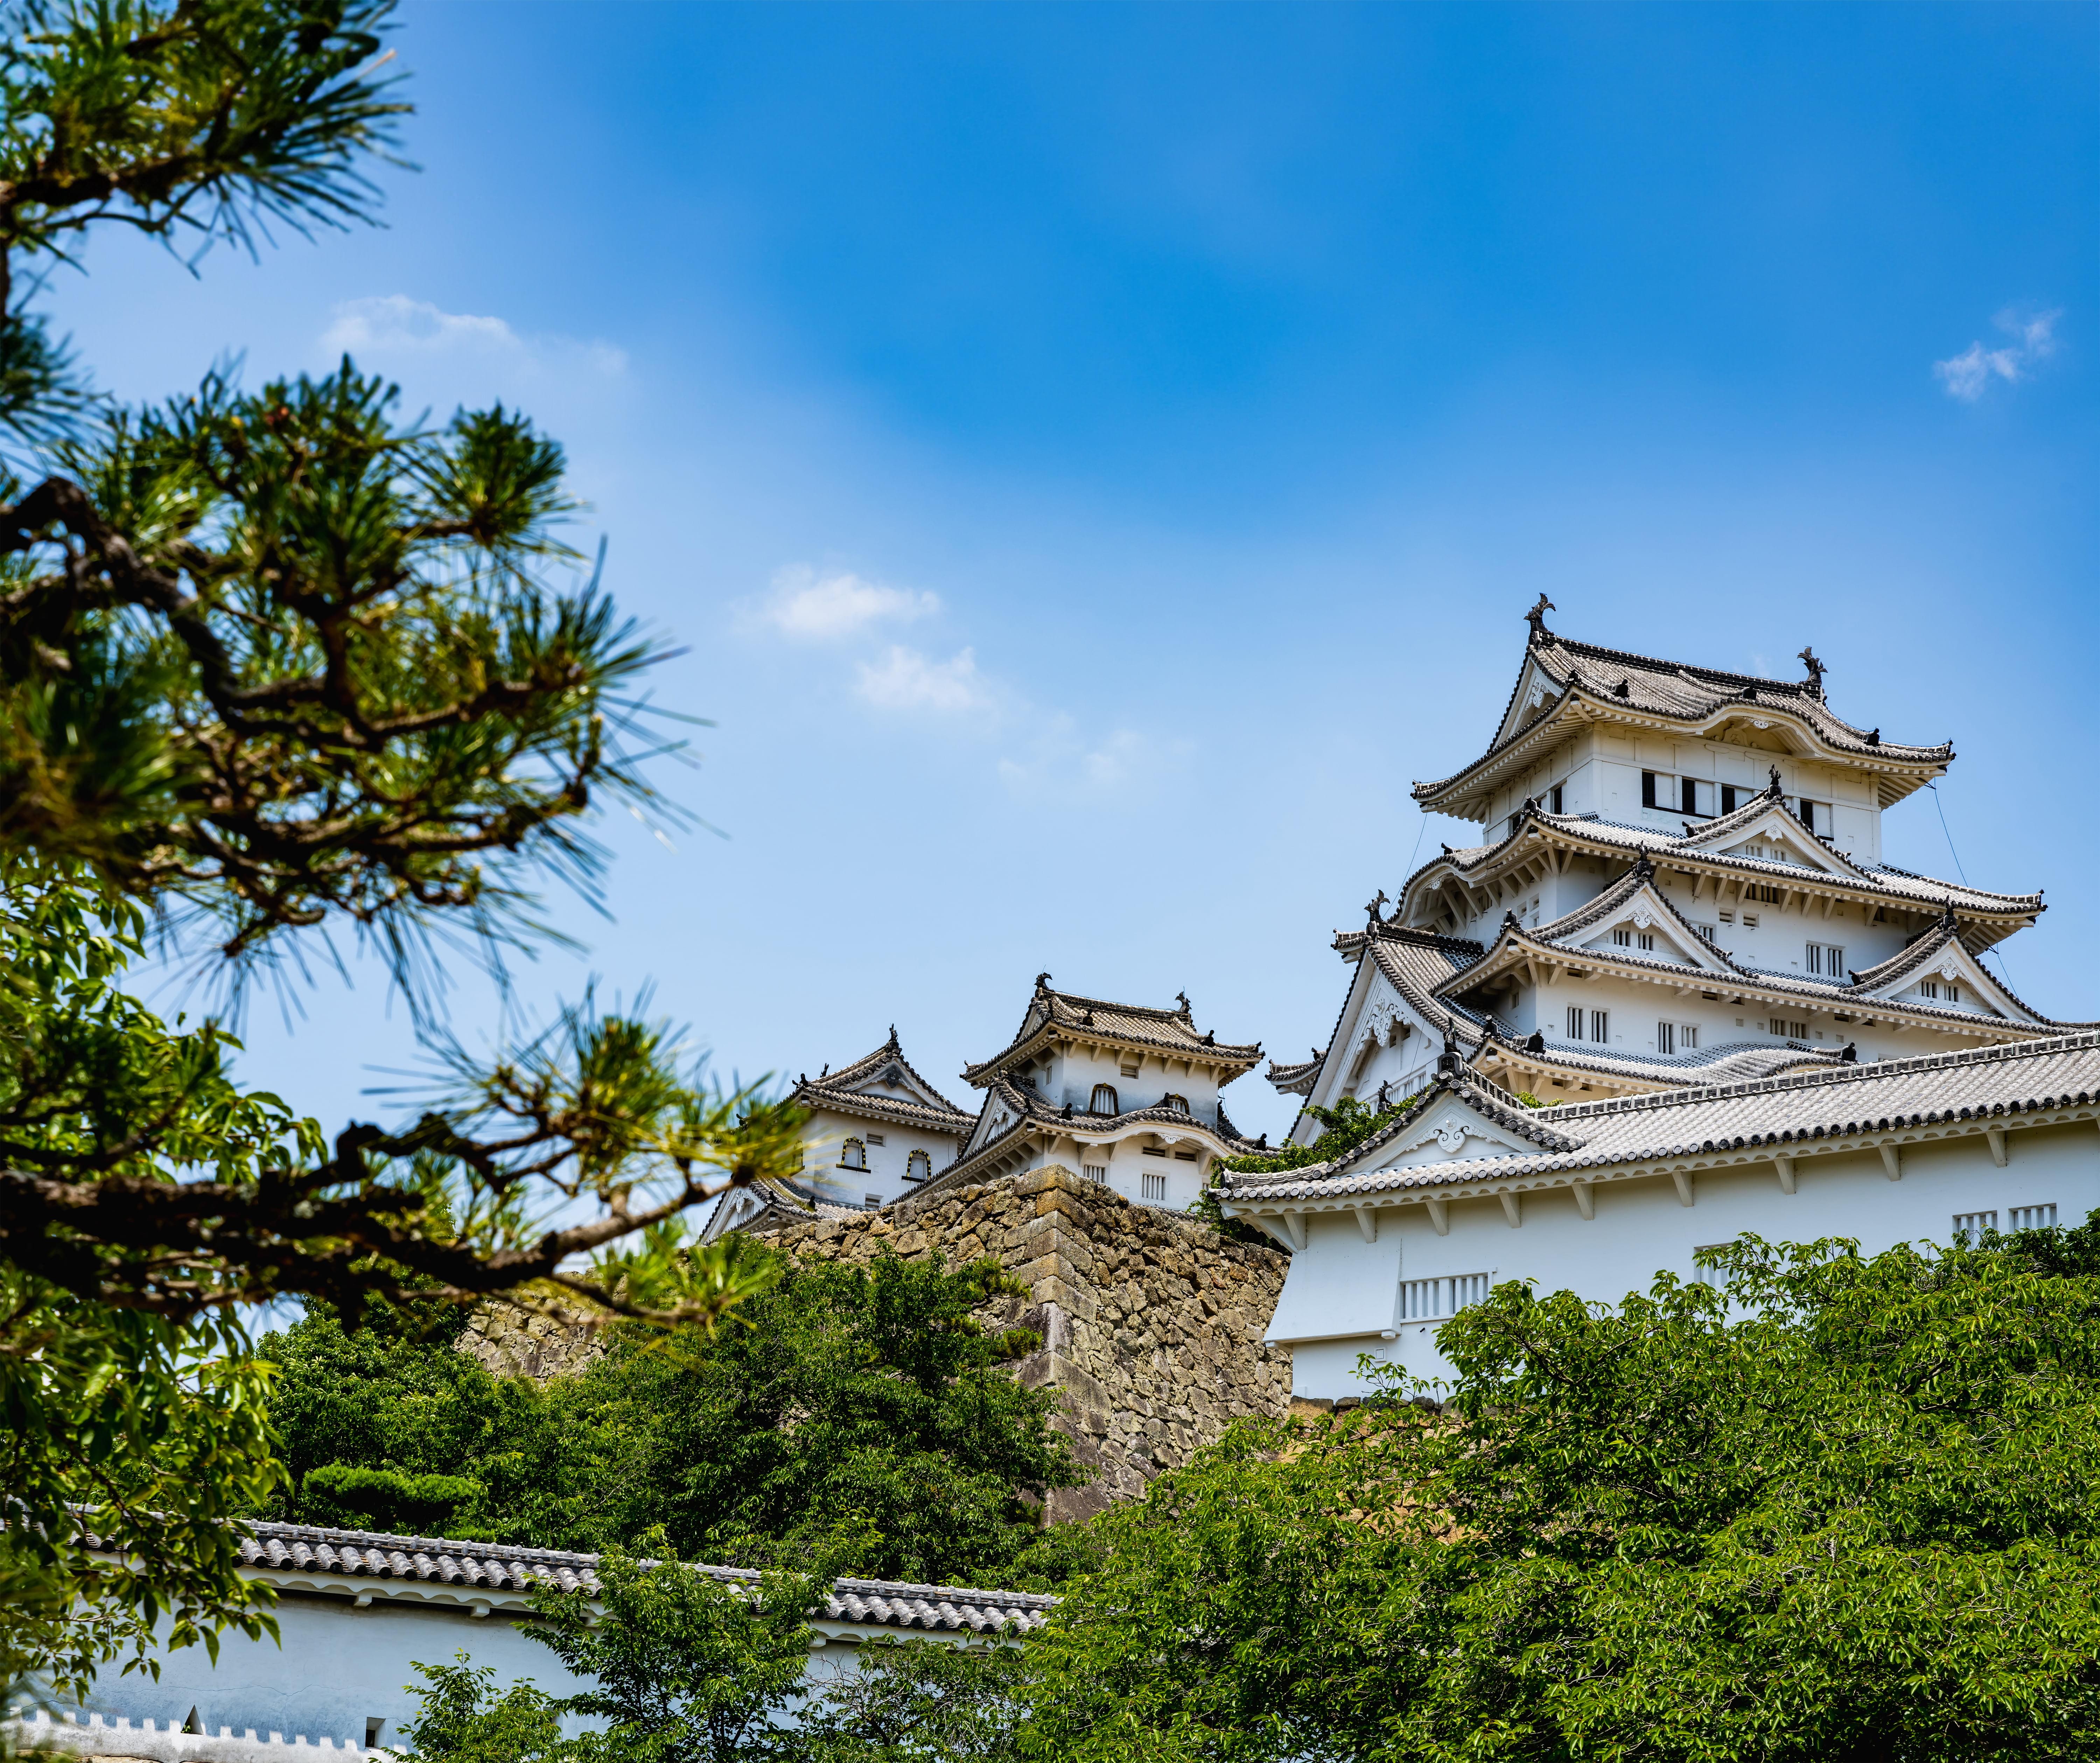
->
xmin=1222 ymin=602 xmax=2100 ymax=1399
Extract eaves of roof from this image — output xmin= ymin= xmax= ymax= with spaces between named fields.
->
xmin=1219 ymin=1029 xmax=2100 ymax=1207
xmin=792 ymin=1082 xmax=975 ymax=1136
xmin=203 ymin=1519 xmax=1052 ymax=1633
xmin=1399 ymin=803 xmax=2042 ymax=924
xmin=962 ymin=985 xmax=1261 ymax=1087
xmin=1412 ymin=632 xmax=1951 ymax=813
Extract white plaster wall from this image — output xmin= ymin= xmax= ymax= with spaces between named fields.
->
xmin=75 ymin=1594 xmax=933 ymax=1758
xmin=801 ymin=1111 xmax=961 ymax=1206
xmin=81 ymin=1596 xmax=594 ymax=1752
xmin=1266 ymin=1119 xmax=2100 ymax=1398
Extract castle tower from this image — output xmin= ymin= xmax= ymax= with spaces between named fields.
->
xmin=929 ymin=975 xmax=1263 ymax=1210
xmin=1273 ymin=601 xmax=2060 ymax=1132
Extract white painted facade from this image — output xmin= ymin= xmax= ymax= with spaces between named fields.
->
xmin=928 ymin=979 xmax=1264 ymax=1213
xmin=34 ymin=1530 xmax=1046 ymax=1763
xmin=1241 ymin=611 xmax=2089 ymax=1401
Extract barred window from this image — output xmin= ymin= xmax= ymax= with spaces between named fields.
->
xmin=1161 ymin=1093 xmax=1190 ymax=1116
xmin=1141 ymin=1173 xmax=1168 ymax=1203
xmin=1090 ymin=1084 xmax=1119 ymax=1114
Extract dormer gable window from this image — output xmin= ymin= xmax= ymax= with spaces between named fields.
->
xmin=1090 ymin=1084 xmax=1119 ymax=1114
xmin=1161 ymin=1093 xmax=1190 ymax=1116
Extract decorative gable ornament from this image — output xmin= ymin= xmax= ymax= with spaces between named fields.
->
xmin=1434 ymin=1119 xmax=1471 ymax=1155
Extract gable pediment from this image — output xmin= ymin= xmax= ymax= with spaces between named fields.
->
xmin=1547 ymin=882 xmax=1734 ymax=974
xmin=1855 ymin=936 xmax=2029 ymax=1022
xmin=1375 ymin=1094 xmax=1536 ymax=1169
xmin=1493 ymin=655 xmax=1569 ymax=747
xmin=1680 ymin=804 xmax=1868 ymax=880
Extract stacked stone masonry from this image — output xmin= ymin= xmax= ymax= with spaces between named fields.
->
xmin=761 ymin=1166 xmax=1294 ymax=1520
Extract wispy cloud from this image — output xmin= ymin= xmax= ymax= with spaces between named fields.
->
xmin=997 ymin=720 xmax=1191 ymax=802
xmin=757 ymin=564 xmax=940 ymax=641
xmin=321 ymin=295 xmax=628 ymax=375
xmin=855 ymin=645 xmax=991 ymax=713
xmin=1933 ymin=307 xmax=2061 ymax=401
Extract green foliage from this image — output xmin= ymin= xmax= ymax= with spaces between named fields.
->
xmin=1022 ymin=1231 xmax=2100 ymax=1761
xmin=300 ymin=1464 xmax=483 ymax=1537
xmin=528 ymin=1538 xmax=823 ymax=1763
xmin=0 ymin=0 xmax=406 ymax=449
xmin=1216 ymin=1092 xmax=1416 ymax=1176
xmin=0 ymin=0 xmax=805 ymax=1709
xmin=396 ymin=1655 xmax=562 ymax=1763
xmin=261 ymin=1251 xmax=1095 ymax=1589
xmin=549 ymin=1253 xmax=1086 ymax=1587
xmin=793 ymin=1639 xmax=1029 ymax=1763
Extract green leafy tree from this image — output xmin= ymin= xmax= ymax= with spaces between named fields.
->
xmin=792 ymin=1639 xmax=1029 ymax=1763
xmin=566 ymin=1254 xmax=1088 ymax=1587
xmin=1023 ymin=1231 xmax=2100 ymax=1762
xmin=396 ymin=1656 xmax=563 ymax=1763
xmin=531 ymin=1539 xmax=821 ymax=1763
xmin=260 ymin=1251 xmax=1097 ymax=1588
xmin=0 ymin=0 xmax=799 ymax=1707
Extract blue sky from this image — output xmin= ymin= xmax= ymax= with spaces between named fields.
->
xmin=69 ymin=1 xmax=2099 ymax=1144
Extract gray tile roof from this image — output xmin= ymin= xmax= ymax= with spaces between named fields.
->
xmin=792 ymin=1030 xmax=975 ymax=1136
xmin=1406 ymin=801 xmax=2041 ymax=925
xmin=1436 ymin=856 xmax=2071 ymax=1037
xmin=1219 ymin=1029 xmax=2100 ymax=1203
xmin=962 ymin=975 xmax=1261 ymax=1086
xmin=1415 ymin=626 xmax=1950 ymax=812
xmin=226 ymin=1519 xmax=1052 ymax=1633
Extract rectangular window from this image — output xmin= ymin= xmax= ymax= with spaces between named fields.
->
xmin=1590 ymin=1009 xmax=1610 ymax=1043
xmin=1549 ymin=784 xmax=1565 ymax=813
xmin=863 ymin=1194 xmax=882 ymax=1210
xmin=1696 ymin=922 xmax=1718 ymax=943
xmin=1612 ymin=928 xmax=1632 ymax=947
xmin=1120 ymin=1062 xmax=1140 ymax=1078
xmin=1566 ymin=1004 xmax=1583 ymax=1040
xmin=2009 ymin=1205 xmax=2058 ymax=1233
xmin=1637 ymin=932 xmax=1655 ymax=951
xmin=1141 ymin=1146 xmax=1167 ymax=1158
xmin=865 ymin=1132 xmax=885 ymax=1145
xmin=1949 ymin=984 xmax=1961 ymax=1004
xmin=1806 ymin=943 xmax=1844 ymax=977
xmin=1680 ymin=1024 xmax=1699 ymax=1050
xmin=1397 ymin=1272 xmax=1492 ymax=1321
xmin=1718 ymin=910 xmax=1734 ymax=924
xmin=1797 ymin=799 xmax=1830 ymax=834
xmin=1952 ymin=1211 xmax=1996 ymax=1244
xmin=1082 ymin=1164 xmax=1108 ymax=1184
xmin=1681 ymin=778 xmax=1715 ymax=817
xmin=1141 ymin=1172 xmax=1168 ymax=1203
xmin=1918 ymin=980 xmax=1939 ymax=1000
xmin=1174 ymin=1150 xmax=1199 ymax=1161
xmin=1642 ymin=771 xmax=1660 ymax=808
xmin=1769 ymin=1018 xmax=1809 ymax=1041
xmin=1748 ymin=884 xmax=1783 ymax=904
xmin=1691 ymin=1245 xmax=1731 ymax=1284
xmin=1658 ymin=1021 xmax=1675 ymax=1055
xmin=1743 ymin=913 xmax=1759 ymax=928
xmin=1720 ymin=784 xmax=1740 ymax=814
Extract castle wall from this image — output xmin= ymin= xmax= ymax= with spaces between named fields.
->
xmin=764 ymin=1166 xmax=1294 ymax=1519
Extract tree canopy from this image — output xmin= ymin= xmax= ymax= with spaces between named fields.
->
xmin=0 ymin=0 xmax=802 ymax=1708
xmin=1022 ymin=1231 xmax=2100 ymax=1762
xmin=260 ymin=1250 xmax=1096 ymax=1589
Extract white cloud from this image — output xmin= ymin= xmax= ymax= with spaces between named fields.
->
xmin=855 ymin=645 xmax=990 ymax=713
xmin=320 ymin=296 xmax=628 ymax=375
xmin=1934 ymin=307 xmax=2061 ymax=401
xmin=758 ymin=564 xmax=940 ymax=641
xmin=997 ymin=720 xmax=1191 ymax=801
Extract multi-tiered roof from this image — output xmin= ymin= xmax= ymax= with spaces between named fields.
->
xmin=1272 ymin=604 xmax=2063 ymax=1128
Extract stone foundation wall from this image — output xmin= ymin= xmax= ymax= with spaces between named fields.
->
xmin=458 ymin=1300 xmax=606 ymax=1383
xmin=763 ymin=1166 xmax=1293 ymax=1519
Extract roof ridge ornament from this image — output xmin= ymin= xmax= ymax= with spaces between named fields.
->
xmin=1524 ymin=593 xmax=1556 ymax=644
xmin=1632 ymin=848 xmax=1656 ymax=882
xmin=1034 ymin=971 xmax=1052 ymax=992
xmin=1798 ymin=644 xmax=1826 ymax=700
xmin=1438 ymin=1024 xmax=1463 ymax=1075
xmin=1366 ymin=889 xmax=1389 ymax=929
xmin=1768 ymin=765 xmax=1784 ymax=797
xmin=1175 ymin=990 xmax=1192 ymax=1018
